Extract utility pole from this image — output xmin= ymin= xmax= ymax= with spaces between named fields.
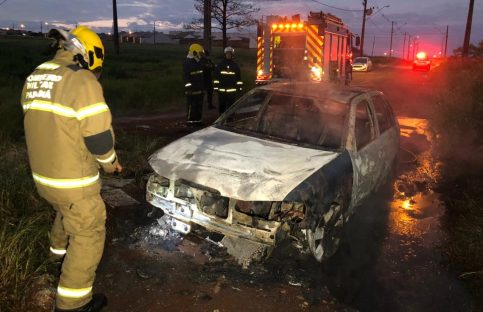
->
xmin=389 ymin=21 xmax=394 ymax=57
xmin=371 ymin=36 xmax=375 ymax=56
xmin=360 ymin=0 xmax=368 ymax=56
xmin=403 ymin=32 xmax=406 ymax=60
xmin=412 ymin=37 xmax=416 ymax=59
xmin=407 ymin=34 xmax=411 ymax=59
xmin=462 ymin=0 xmax=474 ymax=57
xmin=444 ymin=25 xmax=449 ymax=57
xmin=203 ymin=0 xmax=212 ymax=52
xmin=112 ymin=0 xmax=120 ymax=54
xmin=441 ymin=37 xmax=445 ymax=56
xmin=153 ymin=21 xmax=156 ymax=45
xmin=40 ymin=21 xmax=43 ymax=35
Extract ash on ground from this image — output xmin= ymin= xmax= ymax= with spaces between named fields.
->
xmin=131 ymin=215 xmax=184 ymax=251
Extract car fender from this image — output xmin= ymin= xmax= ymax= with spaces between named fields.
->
xmin=284 ymin=149 xmax=353 ymax=230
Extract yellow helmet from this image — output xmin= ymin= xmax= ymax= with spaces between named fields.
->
xmin=70 ymin=26 xmax=104 ymax=72
xmin=188 ymin=43 xmax=204 ymax=57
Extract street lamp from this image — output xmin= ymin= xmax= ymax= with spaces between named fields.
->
xmin=41 ymin=21 xmax=49 ymax=35
xmin=370 ymin=5 xmax=390 ymax=18
xmin=361 ymin=3 xmax=390 ymax=56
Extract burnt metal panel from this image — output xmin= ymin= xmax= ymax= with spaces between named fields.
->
xmin=284 ymin=149 xmax=353 ymax=229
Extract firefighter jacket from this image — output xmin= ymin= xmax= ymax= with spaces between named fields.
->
xmin=214 ymin=59 xmax=243 ymax=93
xmin=183 ymin=57 xmax=204 ymax=95
xmin=21 ymin=49 xmax=119 ymax=204
xmin=200 ymin=56 xmax=215 ymax=87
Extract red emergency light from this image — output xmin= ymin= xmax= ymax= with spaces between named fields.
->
xmin=416 ymin=51 xmax=427 ymax=60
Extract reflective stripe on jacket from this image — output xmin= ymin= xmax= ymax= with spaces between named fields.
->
xmin=214 ymin=59 xmax=243 ymax=92
xmin=21 ymin=50 xmax=116 ymax=203
xmin=183 ymin=57 xmax=204 ymax=94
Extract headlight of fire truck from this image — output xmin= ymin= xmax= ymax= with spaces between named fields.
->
xmin=257 ymin=69 xmax=264 ymax=76
xmin=311 ymin=66 xmax=322 ymax=81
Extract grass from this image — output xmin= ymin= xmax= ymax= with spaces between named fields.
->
xmin=0 ymin=133 xmax=53 ymax=311
xmin=115 ymin=130 xmax=169 ymax=186
xmin=0 ymin=37 xmax=257 ymax=134
xmin=0 ymin=37 xmax=257 ymax=310
xmin=429 ymin=58 xmax=483 ymax=308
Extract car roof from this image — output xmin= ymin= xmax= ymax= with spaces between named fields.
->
xmin=257 ymin=82 xmax=372 ymax=104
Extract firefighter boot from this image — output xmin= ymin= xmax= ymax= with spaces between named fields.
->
xmin=54 ymin=293 xmax=107 ymax=312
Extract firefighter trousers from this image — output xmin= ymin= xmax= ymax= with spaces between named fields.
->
xmin=218 ymin=92 xmax=237 ymax=115
xmin=50 ymin=194 xmax=106 ymax=310
xmin=205 ymin=84 xmax=214 ymax=108
xmin=186 ymin=93 xmax=204 ymax=125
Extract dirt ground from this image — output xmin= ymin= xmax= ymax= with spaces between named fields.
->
xmin=31 ymin=64 xmax=476 ymax=312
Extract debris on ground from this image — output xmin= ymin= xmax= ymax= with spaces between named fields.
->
xmin=220 ymin=236 xmax=272 ymax=269
xmin=101 ymin=177 xmax=139 ymax=208
xmin=22 ymin=274 xmax=55 ymax=311
xmin=102 ymin=178 xmax=135 ymax=189
xmin=102 ymin=188 xmax=140 ymax=208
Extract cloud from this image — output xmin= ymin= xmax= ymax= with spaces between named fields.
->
xmin=0 ymin=0 xmax=481 ymax=52
xmin=118 ymin=1 xmax=160 ymax=9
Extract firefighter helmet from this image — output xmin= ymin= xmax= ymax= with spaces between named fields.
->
xmin=70 ymin=26 xmax=105 ymax=72
xmin=188 ymin=43 xmax=204 ymax=57
xmin=224 ymin=46 xmax=235 ymax=55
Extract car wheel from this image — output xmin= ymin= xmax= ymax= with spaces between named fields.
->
xmin=306 ymin=199 xmax=345 ymax=262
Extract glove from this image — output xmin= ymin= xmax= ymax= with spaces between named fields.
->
xmin=101 ymin=158 xmax=122 ymax=174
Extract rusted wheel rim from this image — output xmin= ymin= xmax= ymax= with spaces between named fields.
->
xmin=307 ymin=202 xmax=344 ymax=262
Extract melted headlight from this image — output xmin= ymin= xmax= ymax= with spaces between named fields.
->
xmin=174 ymin=183 xmax=194 ymax=199
xmin=147 ymin=174 xmax=170 ymax=197
xmin=235 ymin=200 xmax=273 ymax=219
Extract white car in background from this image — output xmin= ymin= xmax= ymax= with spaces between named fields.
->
xmin=352 ymin=57 xmax=374 ymax=72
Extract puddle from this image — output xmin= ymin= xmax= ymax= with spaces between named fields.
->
xmin=323 ymin=118 xmax=473 ymax=311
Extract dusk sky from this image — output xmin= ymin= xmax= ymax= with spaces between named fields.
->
xmin=0 ymin=0 xmax=482 ymax=56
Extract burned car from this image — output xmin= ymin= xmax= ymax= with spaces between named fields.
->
xmin=146 ymin=82 xmax=399 ymax=262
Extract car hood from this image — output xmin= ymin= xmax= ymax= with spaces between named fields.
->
xmin=149 ymin=127 xmax=339 ymax=201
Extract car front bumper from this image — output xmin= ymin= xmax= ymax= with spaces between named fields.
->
xmin=352 ymin=65 xmax=368 ymax=72
xmin=146 ymin=187 xmax=282 ymax=246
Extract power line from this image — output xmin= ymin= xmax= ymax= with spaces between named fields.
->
xmin=310 ymin=0 xmax=362 ymax=12
xmin=0 ymin=0 xmax=8 ymax=6
xmin=367 ymin=18 xmax=387 ymax=34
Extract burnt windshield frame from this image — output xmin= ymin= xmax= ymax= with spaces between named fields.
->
xmin=214 ymin=88 xmax=349 ymax=151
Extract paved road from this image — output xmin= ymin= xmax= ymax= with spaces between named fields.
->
xmin=94 ymin=65 xmax=475 ymax=312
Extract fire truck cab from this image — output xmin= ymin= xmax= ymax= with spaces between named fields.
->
xmin=256 ymin=12 xmax=351 ymax=84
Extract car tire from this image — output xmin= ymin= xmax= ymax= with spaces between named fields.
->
xmin=306 ymin=198 xmax=345 ymax=262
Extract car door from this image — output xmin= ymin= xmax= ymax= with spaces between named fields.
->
xmin=348 ymin=96 xmax=382 ymax=207
xmin=369 ymin=92 xmax=400 ymax=184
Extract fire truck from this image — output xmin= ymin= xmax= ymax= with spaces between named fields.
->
xmin=256 ymin=12 xmax=352 ymax=84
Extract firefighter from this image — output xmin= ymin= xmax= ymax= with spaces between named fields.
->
xmin=183 ymin=43 xmax=205 ymax=126
xmin=214 ymin=46 xmax=243 ymax=115
xmin=344 ymin=57 xmax=352 ymax=86
xmin=21 ymin=26 xmax=121 ymax=312
xmin=200 ymin=49 xmax=215 ymax=109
